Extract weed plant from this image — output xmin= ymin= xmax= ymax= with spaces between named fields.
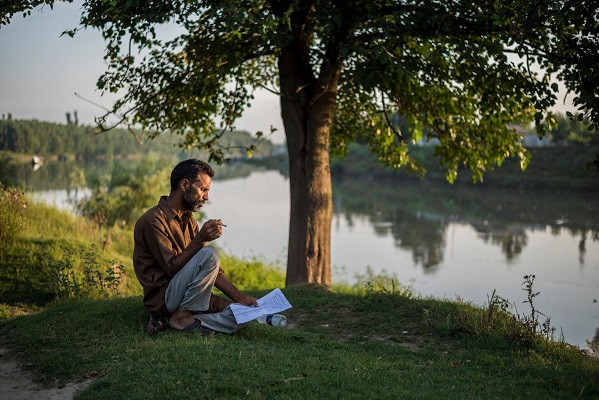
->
xmin=50 ymin=244 xmax=125 ymax=300
xmin=451 ymin=275 xmax=569 ymax=352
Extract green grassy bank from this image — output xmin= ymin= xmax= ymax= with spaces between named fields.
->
xmin=1 ymin=187 xmax=598 ymax=399
xmin=2 ymin=287 xmax=599 ymax=399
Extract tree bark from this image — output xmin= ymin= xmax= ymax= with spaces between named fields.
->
xmin=278 ymin=38 xmax=342 ymax=287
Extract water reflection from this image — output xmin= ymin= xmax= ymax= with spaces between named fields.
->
xmin=15 ymin=159 xmax=599 ymax=270
xmin=9 ymin=159 xmax=109 ymax=190
xmin=390 ymin=210 xmax=446 ymax=272
xmin=332 ymin=177 xmax=599 ymax=269
xmin=9 ymin=158 xmax=277 ymax=191
xmin=474 ymin=223 xmax=528 ymax=262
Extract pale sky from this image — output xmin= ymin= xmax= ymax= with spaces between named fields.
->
xmin=0 ymin=2 xmax=286 ymax=143
xmin=1 ymin=2 xmax=576 ymax=145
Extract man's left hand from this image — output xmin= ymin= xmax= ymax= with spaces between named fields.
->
xmin=237 ymin=294 xmax=258 ymax=307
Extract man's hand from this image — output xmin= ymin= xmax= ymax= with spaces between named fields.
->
xmin=197 ymin=219 xmax=223 ymax=243
xmin=237 ymin=293 xmax=258 ymax=307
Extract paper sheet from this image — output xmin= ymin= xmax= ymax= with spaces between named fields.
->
xmin=230 ymin=288 xmax=292 ymax=324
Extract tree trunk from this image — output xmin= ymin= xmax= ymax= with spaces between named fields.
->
xmin=103 ymin=227 xmax=112 ymax=251
xmin=278 ymin=39 xmax=342 ymax=287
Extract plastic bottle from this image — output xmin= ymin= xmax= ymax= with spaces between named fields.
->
xmin=256 ymin=314 xmax=287 ymax=327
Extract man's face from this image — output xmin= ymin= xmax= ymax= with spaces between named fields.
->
xmin=182 ymin=173 xmax=211 ymax=212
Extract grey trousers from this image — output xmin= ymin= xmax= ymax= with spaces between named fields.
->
xmin=164 ymin=246 xmax=248 ymax=334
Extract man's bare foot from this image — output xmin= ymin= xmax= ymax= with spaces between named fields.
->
xmin=168 ymin=308 xmax=196 ymax=330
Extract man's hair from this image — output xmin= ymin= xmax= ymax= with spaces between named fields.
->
xmin=170 ymin=159 xmax=215 ymax=190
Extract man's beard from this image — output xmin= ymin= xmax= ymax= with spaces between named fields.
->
xmin=182 ymin=188 xmax=204 ymax=212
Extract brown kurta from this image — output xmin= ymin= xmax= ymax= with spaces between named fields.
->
xmin=133 ymin=196 xmax=213 ymax=316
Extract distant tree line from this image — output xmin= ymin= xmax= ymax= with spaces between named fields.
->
xmin=0 ymin=118 xmax=273 ymax=159
xmin=545 ymin=114 xmax=599 ymax=145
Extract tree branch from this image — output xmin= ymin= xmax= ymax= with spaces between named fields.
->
xmin=381 ymin=94 xmax=407 ymax=144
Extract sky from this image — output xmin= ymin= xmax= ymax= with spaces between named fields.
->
xmin=0 ymin=2 xmax=577 ymax=146
xmin=0 ymin=2 xmax=286 ymax=143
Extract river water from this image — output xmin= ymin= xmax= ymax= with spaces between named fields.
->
xmin=10 ymin=160 xmax=599 ymax=349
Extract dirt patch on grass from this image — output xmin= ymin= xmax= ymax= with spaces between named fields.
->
xmin=285 ymin=308 xmax=311 ymax=329
xmin=0 ymin=348 xmax=93 ymax=400
xmin=329 ymin=331 xmax=425 ymax=351
xmin=287 ymin=305 xmax=424 ymax=351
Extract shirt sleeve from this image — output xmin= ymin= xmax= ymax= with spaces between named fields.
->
xmin=191 ymin=218 xmax=224 ymax=276
xmin=142 ymin=219 xmax=182 ymax=278
xmin=192 ymin=219 xmax=200 ymax=236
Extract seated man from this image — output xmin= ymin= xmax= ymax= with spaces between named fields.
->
xmin=133 ymin=159 xmax=258 ymax=335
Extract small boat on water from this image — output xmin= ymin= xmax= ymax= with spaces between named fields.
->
xmin=31 ymin=155 xmax=43 ymax=170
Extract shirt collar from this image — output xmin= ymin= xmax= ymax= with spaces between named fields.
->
xmin=158 ymin=196 xmax=192 ymax=223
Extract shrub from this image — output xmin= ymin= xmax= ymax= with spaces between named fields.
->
xmin=0 ymin=184 xmax=27 ymax=247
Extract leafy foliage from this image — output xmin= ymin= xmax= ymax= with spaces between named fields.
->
xmin=546 ymin=113 xmax=599 ymax=145
xmin=0 ymin=0 xmax=67 ymax=25
xmin=3 ymin=0 xmax=598 ymax=284
xmin=33 ymin=0 xmax=594 ymax=179
xmin=77 ymin=156 xmax=172 ymax=228
xmin=0 ymin=1 xmax=596 ymax=177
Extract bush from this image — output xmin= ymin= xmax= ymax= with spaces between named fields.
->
xmin=0 ymin=184 xmax=27 ymax=247
xmin=78 ymin=156 xmax=172 ymax=229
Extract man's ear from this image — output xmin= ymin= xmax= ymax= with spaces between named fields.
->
xmin=180 ymin=179 xmax=189 ymax=192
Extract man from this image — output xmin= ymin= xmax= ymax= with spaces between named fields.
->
xmin=133 ymin=159 xmax=258 ymax=335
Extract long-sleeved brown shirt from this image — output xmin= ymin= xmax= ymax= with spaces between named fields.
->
xmin=133 ymin=196 xmax=219 ymax=316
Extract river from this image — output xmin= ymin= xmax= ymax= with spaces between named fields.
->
xmin=10 ymin=159 xmax=599 ymax=350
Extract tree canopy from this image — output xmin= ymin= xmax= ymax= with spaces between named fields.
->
xmin=2 ymin=1 xmax=597 ymax=177
xmin=38 ymin=0 xmax=593 ymax=177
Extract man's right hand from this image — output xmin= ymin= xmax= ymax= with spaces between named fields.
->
xmin=198 ymin=219 xmax=223 ymax=243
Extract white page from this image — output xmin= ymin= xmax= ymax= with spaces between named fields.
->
xmin=230 ymin=288 xmax=292 ymax=324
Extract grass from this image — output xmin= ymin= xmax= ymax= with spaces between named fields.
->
xmin=1 ymin=186 xmax=598 ymax=399
xmin=1 ymin=286 xmax=598 ymax=399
